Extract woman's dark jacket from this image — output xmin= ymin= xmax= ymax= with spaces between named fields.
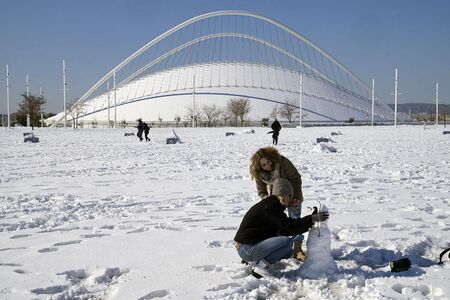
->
xmin=234 ymin=196 xmax=313 ymax=244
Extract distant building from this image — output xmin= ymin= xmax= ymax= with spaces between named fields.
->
xmin=48 ymin=11 xmax=393 ymax=127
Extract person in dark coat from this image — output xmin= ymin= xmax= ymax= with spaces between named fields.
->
xmin=234 ymin=178 xmax=329 ymax=278
xmin=143 ymin=122 xmax=150 ymax=141
xmin=136 ymin=119 xmax=144 ymax=141
xmin=270 ymin=118 xmax=282 ymax=145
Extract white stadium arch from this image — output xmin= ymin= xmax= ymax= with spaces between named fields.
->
xmin=48 ymin=10 xmax=393 ymax=127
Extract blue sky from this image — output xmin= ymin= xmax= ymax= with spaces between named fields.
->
xmin=1 ymin=0 xmax=449 ymax=114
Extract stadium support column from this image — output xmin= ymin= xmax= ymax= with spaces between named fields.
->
xmin=63 ymin=60 xmax=67 ymax=129
xmin=113 ymin=69 xmax=117 ymax=128
xmin=107 ymin=81 xmax=111 ymax=128
xmin=371 ymin=78 xmax=375 ymax=126
xmin=299 ymin=74 xmax=303 ymax=128
xmin=192 ymin=74 xmax=196 ymax=128
xmin=394 ymin=68 xmax=398 ymax=127
xmin=435 ymin=83 xmax=439 ymax=126
xmin=6 ymin=65 xmax=10 ymax=128
xmin=40 ymin=87 xmax=44 ymax=128
xmin=26 ymin=75 xmax=30 ymax=96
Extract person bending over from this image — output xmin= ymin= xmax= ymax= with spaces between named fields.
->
xmin=234 ymin=178 xmax=329 ymax=278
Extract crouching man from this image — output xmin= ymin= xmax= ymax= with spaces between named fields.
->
xmin=234 ymin=178 xmax=329 ymax=278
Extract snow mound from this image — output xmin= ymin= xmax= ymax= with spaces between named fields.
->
xmin=313 ymin=143 xmax=337 ymax=153
xmin=237 ymin=128 xmax=255 ymax=135
xmin=168 ymin=129 xmax=182 ymax=143
xmin=298 ymin=204 xmax=338 ymax=278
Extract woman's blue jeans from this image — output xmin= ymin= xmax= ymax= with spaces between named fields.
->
xmin=237 ymin=236 xmax=294 ymax=264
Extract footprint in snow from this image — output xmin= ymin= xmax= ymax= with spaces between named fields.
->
xmin=138 ymin=289 xmax=170 ymax=299
xmin=207 ymin=282 xmax=241 ymax=291
xmin=53 ymin=240 xmax=82 ymax=246
xmin=31 ymin=285 xmax=69 ymax=295
xmin=0 ymin=247 xmax=27 ymax=252
xmin=192 ymin=265 xmax=223 ymax=272
xmin=38 ymin=247 xmax=58 ymax=253
xmin=10 ymin=234 xmax=32 ymax=239
xmin=0 ymin=263 xmax=23 ymax=267
xmin=80 ymin=233 xmax=111 ymax=238
xmin=126 ymin=227 xmax=148 ymax=234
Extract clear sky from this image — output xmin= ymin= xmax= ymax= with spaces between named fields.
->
xmin=1 ymin=0 xmax=449 ymax=114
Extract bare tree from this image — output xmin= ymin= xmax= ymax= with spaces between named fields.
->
xmin=227 ymin=97 xmax=252 ymax=126
xmin=67 ymin=98 xmax=86 ymax=129
xmin=16 ymin=93 xmax=46 ymax=129
xmin=280 ymin=98 xmax=297 ymax=123
xmin=270 ymin=105 xmax=279 ymax=119
xmin=200 ymin=104 xmax=222 ymax=127
xmin=174 ymin=115 xmax=181 ymax=127
xmin=185 ymin=105 xmax=201 ymax=127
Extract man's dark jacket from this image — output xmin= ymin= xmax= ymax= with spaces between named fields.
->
xmin=234 ymin=196 xmax=313 ymax=244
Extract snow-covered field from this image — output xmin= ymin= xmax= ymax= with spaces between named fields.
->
xmin=1 ymin=125 xmax=449 ymax=300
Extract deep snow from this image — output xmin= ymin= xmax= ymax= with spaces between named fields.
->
xmin=1 ymin=125 xmax=449 ymax=299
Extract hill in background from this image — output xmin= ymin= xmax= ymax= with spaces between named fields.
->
xmin=388 ymin=103 xmax=450 ymax=114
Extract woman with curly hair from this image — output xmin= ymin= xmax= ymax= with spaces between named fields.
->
xmin=249 ymin=146 xmax=306 ymax=261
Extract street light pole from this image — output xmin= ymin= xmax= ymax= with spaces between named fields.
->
xmin=26 ymin=74 xmax=30 ymax=96
xmin=6 ymin=65 xmax=10 ymax=128
xmin=113 ymin=69 xmax=117 ymax=128
xmin=371 ymin=78 xmax=375 ymax=126
xmin=63 ymin=60 xmax=67 ymax=129
xmin=435 ymin=82 xmax=439 ymax=125
xmin=40 ymin=87 xmax=44 ymax=128
xmin=107 ymin=81 xmax=111 ymax=128
xmin=299 ymin=74 xmax=303 ymax=128
xmin=192 ymin=74 xmax=196 ymax=128
xmin=394 ymin=68 xmax=398 ymax=127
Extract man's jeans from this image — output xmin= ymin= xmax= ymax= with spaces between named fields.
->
xmin=237 ymin=236 xmax=294 ymax=264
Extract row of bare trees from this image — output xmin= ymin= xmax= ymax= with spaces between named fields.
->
xmin=185 ymin=97 xmax=302 ymax=127
xmin=12 ymin=92 xmax=300 ymax=128
xmin=184 ymin=97 xmax=252 ymax=127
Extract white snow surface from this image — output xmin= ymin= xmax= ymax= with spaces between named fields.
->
xmin=1 ymin=126 xmax=449 ymax=300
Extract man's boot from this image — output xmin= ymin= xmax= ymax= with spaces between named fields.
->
xmin=294 ymin=241 xmax=306 ymax=261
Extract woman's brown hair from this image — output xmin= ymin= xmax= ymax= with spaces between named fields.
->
xmin=249 ymin=146 xmax=281 ymax=180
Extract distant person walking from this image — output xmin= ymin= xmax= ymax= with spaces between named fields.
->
xmin=143 ymin=122 xmax=150 ymax=141
xmin=270 ymin=118 xmax=282 ymax=145
xmin=136 ymin=119 xmax=144 ymax=141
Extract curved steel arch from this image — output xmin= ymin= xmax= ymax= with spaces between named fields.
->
xmin=118 ymin=32 xmax=335 ymax=90
xmin=52 ymin=10 xmax=392 ymax=126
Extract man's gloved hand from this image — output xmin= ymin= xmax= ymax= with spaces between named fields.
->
xmin=311 ymin=211 xmax=329 ymax=223
xmin=390 ymin=258 xmax=411 ymax=272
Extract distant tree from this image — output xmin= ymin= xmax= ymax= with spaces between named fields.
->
xmin=279 ymin=98 xmax=297 ymax=123
xmin=200 ymin=104 xmax=222 ymax=127
xmin=67 ymin=98 xmax=86 ymax=129
xmin=348 ymin=117 xmax=355 ymax=124
xmin=185 ymin=105 xmax=200 ymax=127
xmin=227 ymin=97 xmax=252 ymax=126
xmin=16 ymin=92 xmax=46 ymax=129
xmin=270 ymin=105 xmax=279 ymax=119
xmin=174 ymin=115 xmax=181 ymax=127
